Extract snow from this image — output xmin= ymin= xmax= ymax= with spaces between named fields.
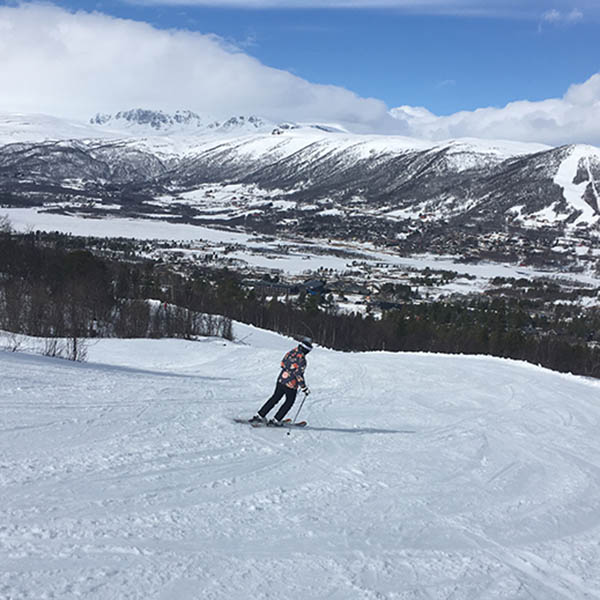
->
xmin=555 ymin=145 xmax=600 ymax=226
xmin=0 ymin=112 xmax=123 ymax=144
xmin=317 ymin=208 xmax=345 ymax=217
xmin=2 ymin=207 xmax=252 ymax=244
xmin=0 ymin=110 xmax=554 ymax=162
xmin=442 ymin=137 xmax=550 ymax=158
xmin=4 ymin=326 xmax=600 ymax=599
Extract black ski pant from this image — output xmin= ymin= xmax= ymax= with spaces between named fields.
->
xmin=258 ymin=383 xmax=298 ymax=421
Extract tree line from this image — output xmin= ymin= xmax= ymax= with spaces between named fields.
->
xmin=216 ymin=290 xmax=600 ymax=379
xmin=0 ymin=232 xmax=232 ymax=358
xmin=2 ymin=229 xmax=599 ymax=378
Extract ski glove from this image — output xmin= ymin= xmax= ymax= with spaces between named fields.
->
xmin=301 ymin=386 xmax=310 ymax=395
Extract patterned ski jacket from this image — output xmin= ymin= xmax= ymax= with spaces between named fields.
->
xmin=277 ymin=346 xmax=308 ymax=389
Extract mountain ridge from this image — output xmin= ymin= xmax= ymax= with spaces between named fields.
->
xmin=90 ymin=108 xmax=274 ymax=135
xmin=1 ymin=110 xmax=599 ymax=267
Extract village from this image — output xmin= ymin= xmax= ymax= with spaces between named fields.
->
xmin=73 ymin=221 xmax=599 ymax=324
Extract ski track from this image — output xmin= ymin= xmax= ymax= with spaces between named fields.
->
xmin=3 ymin=329 xmax=600 ymax=599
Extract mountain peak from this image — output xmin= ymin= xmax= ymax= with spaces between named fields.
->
xmin=89 ymin=108 xmax=275 ymax=135
xmin=211 ymin=115 xmax=268 ymax=131
xmin=90 ymin=108 xmax=206 ymax=132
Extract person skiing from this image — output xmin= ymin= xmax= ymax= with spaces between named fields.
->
xmin=250 ymin=337 xmax=313 ymax=426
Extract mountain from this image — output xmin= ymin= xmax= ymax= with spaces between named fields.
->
xmin=1 ymin=110 xmax=599 ymax=264
xmin=88 ymin=109 xmax=352 ymax=137
xmin=89 ymin=108 xmax=275 ymax=135
xmin=4 ymin=327 xmax=600 ymax=598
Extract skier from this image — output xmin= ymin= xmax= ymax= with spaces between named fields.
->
xmin=250 ymin=337 xmax=313 ymax=426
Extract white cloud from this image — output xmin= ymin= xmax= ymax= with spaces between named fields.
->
xmin=128 ymin=0 xmax=598 ymax=20
xmin=0 ymin=3 xmax=598 ymax=146
xmin=568 ymin=8 xmax=585 ymax=22
xmin=390 ymin=73 xmax=600 ymax=146
xmin=542 ymin=7 xmax=584 ymax=23
xmin=542 ymin=9 xmax=562 ymax=22
xmin=0 ymin=3 xmax=395 ymax=132
xmin=436 ymin=79 xmax=456 ymax=89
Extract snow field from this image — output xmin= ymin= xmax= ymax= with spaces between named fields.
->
xmin=3 ymin=324 xmax=600 ymax=599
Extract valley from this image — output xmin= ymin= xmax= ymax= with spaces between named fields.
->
xmin=2 ymin=109 xmax=600 ymax=360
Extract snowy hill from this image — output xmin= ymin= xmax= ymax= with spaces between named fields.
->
xmin=0 ymin=112 xmax=123 ymax=143
xmin=4 ymin=326 xmax=600 ymax=599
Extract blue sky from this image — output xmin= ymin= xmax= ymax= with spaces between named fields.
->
xmin=0 ymin=1 xmax=599 ymax=144
xmin=21 ymin=0 xmax=599 ymax=115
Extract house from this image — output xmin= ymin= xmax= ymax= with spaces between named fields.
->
xmin=303 ymin=279 xmax=326 ymax=295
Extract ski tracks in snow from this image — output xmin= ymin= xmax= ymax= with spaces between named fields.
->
xmin=3 ymin=338 xmax=600 ymax=598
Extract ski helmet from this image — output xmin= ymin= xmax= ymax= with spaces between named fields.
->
xmin=298 ymin=336 xmax=313 ymax=353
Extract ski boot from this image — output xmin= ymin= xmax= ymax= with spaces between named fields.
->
xmin=249 ymin=414 xmax=267 ymax=424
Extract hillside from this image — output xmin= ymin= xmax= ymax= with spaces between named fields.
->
xmin=1 ymin=109 xmax=599 ymax=273
xmin=3 ymin=326 xmax=600 ymax=599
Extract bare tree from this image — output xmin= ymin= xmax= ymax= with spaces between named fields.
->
xmin=1 ymin=331 xmax=23 ymax=352
xmin=42 ymin=337 xmax=64 ymax=358
xmin=0 ymin=214 xmax=12 ymax=234
xmin=65 ymin=336 xmax=88 ymax=362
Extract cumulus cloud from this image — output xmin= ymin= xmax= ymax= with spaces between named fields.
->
xmin=390 ymin=73 xmax=600 ymax=146
xmin=0 ymin=3 xmax=598 ymax=146
xmin=0 ymin=3 xmax=395 ymax=132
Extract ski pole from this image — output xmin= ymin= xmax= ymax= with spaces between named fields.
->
xmin=287 ymin=390 xmax=308 ymax=436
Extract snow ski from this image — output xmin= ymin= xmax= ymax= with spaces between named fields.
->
xmin=233 ymin=418 xmax=307 ymax=428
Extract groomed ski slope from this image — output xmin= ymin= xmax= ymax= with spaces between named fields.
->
xmin=3 ymin=324 xmax=600 ymax=599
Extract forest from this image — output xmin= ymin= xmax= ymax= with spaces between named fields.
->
xmin=0 ymin=231 xmax=233 ymax=359
xmin=1 ymin=228 xmax=599 ymax=378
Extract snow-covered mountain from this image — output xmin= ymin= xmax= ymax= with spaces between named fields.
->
xmin=4 ymin=325 xmax=600 ymax=598
xmin=1 ymin=109 xmax=600 ymax=257
xmin=90 ymin=108 xmax=275 ymax=135
xmin=0 ymin=109 xmax=352 ymax=144
xmin=86 ymin=108 xmax=351 ymax=138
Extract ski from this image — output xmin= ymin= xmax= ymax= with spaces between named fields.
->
xmin=233 ymin=418 xmax=307 ymax=428
xmin=280 ymin=420 xmax=307 ymax=428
